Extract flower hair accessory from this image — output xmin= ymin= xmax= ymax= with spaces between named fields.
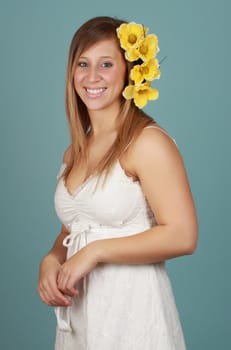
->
xmin=117 ymin=22 xmax=161 ymax=109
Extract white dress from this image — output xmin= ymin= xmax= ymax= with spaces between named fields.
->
xmin=54 ymin=135 xmax=186 ymax=350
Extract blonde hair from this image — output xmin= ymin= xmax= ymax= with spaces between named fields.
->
xmin=63 ymin=16 xmax=156 ymax=180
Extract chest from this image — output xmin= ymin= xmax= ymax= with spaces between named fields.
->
xmin=55 ymin=161 xmax=150 ymax=228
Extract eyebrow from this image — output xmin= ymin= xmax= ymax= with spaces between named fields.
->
xmin=79 ymin=55 xmax=114 ymax=59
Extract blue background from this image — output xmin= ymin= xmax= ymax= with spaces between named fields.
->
xmin=0 ymin=0 xmax=230 ymax=349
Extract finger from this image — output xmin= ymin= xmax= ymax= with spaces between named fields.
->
xmin=51 ymin=291 xmax=72 ymax=306
xmin=47 ymin=281 xmax=72 ymax=306
xmin=58 ymin=277 xmax=79 ymax=297
xmin=41 ymin=289 xmax=71 ymax=307
xmin=39 ymin=279 xmax=72 ymax=306
xmin=57 ymin=267 xmax=80 ymax=297
xmin=65 ymin=277 xmax=79 ymax=296
xmin=57 ymin=268 xmax=69 ymax=289
xmin=60 ymin=286 xmax=79 ymax=298
xmin=38 ymin=287 xmax=56 ymax=306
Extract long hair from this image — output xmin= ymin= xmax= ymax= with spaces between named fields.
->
xmin=63 ymin=16 xmax=156 ymax=181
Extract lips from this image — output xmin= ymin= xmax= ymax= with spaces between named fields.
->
xmin=85 ymin=87 xmax=106 ymax=97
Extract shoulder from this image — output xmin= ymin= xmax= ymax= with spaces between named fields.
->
xmin=63 ymin=145 xmax=72 ymax=164
xmin=128 ymin=126 xmax=184 ymax=179
xmin=132 ymin=126 xmax=180 ymax=162
xmin=140 ymin=125 xmax=175 ymax=144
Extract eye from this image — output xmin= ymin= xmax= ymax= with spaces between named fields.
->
xmin=78 ymin=61 xmax=88 ymax=68
xmin=101 ymin=62 xmax=113 ymax=68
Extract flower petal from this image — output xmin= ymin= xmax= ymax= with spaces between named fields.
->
xmin=133 ymin=91 xmax=148 ymax=108
xmin=138 ymin=34 xmax=159 ymax=61
xmin=133 ymin=83 xmax=159 ymax=108
xmin=117 ymin=22 xmax=147 ymax=51
xmin=147 ymin=87 xmax=159 ymax=100
xmin=130 ymin=65 xmax=144 ymax=85
xmin=122 ymin=85 xmax=134 ymax=99
xmin=125 ymin=48 xmax=140 ymax=62
xmin=142 ymin=58 xmax=161 ymax=81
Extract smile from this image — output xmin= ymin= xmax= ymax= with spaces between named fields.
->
xmin=85 ymin=88 xmax=106 ymax=97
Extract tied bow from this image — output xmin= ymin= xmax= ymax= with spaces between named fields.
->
xmin=63 ymin=221 xmax=91 ymax=250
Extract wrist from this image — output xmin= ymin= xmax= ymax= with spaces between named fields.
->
xmin=88 ymin=240 xmax=105 ymax=264
xmin=43 ymin=252 xmax=62 ymax=265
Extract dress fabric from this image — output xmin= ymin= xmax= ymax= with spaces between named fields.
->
xmin=54 ymin=150 xmax=186 ymax=349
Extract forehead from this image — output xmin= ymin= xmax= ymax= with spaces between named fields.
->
xmin=80 ymin=38 xmax=123 ymax=58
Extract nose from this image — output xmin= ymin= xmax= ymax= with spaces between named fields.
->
xmin=88 ymin=66 xmax=101 ymax=82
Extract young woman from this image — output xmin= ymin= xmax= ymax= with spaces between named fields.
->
xmin=38 ymin=16 xmax=198 ymax=350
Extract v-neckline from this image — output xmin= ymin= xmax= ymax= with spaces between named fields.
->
xmin=62 ymin=172 xmax=95 ymax=198
xmin=60 ymin=160 xmax=138 ymax=198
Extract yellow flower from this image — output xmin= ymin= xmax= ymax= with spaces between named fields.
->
xmin=123 ymin=82 xmax=159 ymax=108
xmin=117 ymin=22 xmax=147 ymax=52
xmin=130 ymin=58 xmax=161 ymax=85
xmin=117 ymin=21 xmax=161 ymax=108
xmin=138 ymin=34 xmax=159 ymax=61
xmin=125 ymin=48 xmax=140 ymax=62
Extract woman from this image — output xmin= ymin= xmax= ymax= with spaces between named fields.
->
xmin=38 ymin=16 xmax=198 ymax=350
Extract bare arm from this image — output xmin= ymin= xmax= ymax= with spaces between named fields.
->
xmin=38 ymin=226 xmax=73 ymax=306
xmin=93 ymin=128 xmax=198 ymax=264
xmin=46 ymin=226 xmax=69 ymax=264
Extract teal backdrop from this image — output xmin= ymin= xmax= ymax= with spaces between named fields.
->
xmin=0 ymin=0 xmax=230 ymax=349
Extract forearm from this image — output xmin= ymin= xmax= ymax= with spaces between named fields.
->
xmin=93 ymin=224 xmax=198 ymax=265
xmin=38 ymin=227 xmax=72 ymax=307
xmin=46 ymin=228 xmax=68 ymax=264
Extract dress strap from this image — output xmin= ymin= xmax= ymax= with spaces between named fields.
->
xmin=56 ymin=163 xmax=67 ymax=181
xmin=123 ymin=125 xmax=177 ymax=153
xmin=144 ymin=125 xmax=177 ymax=145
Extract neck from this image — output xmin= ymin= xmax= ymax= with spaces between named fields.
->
xmin=88 ymin=107 xmax=120 ymax=136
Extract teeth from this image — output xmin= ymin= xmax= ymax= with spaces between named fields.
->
xmin=86 ymin=88 xmax=106 ymax=95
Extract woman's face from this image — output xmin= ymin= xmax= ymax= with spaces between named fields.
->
xmin=73 ymin=38 xmax=127 ymax=114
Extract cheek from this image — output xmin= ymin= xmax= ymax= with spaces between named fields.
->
xmin=119 ymin=73 xmax=127 ymax=91
xmin=111 ymin=69 xmax=126 ymax=89
xmin=118 ymin=65 xmax=127 ymax=88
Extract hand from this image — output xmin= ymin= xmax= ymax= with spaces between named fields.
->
xmin=57 ymin=243 xmax=98 ymax=296
xmin=38 ymin=254 xmax=72 ymax=307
